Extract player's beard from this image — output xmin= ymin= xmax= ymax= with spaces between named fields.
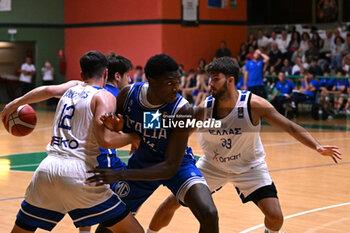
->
xmin=211 ymin=80 xmax=228 ymax=99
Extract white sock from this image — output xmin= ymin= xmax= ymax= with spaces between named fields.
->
xmin=146 ymin=227 xmax=158 ymax=233
xmin=79 ymin=231 xmax=90 ymax=233
xmin=265 ymin=228 xmax=280 ymax=233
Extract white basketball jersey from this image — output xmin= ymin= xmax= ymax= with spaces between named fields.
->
xmin=197 ymin=90 xmax=266 ymax=174
xmin=46 ymin=84 xmax=102 ymax=168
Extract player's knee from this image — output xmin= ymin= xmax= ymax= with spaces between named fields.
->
xmin=198 ymin=205 xmax=218 ymax=225
xmin=266 ymin=211 xmax=284 ymax=226
xmin=166 ymin=196 xmax=181 ymax=211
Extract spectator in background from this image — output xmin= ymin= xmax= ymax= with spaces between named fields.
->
xmin=331 ymin=36 xmax=347 ymax=70
xmin=268 ymin=31 xmax=278 ymax=53
xmin=319 ymin=68 xmax=334 ymax=88
xmin=288 ymin=31 xmax=301 ymax=62
xmin=41 ymin=60 xmax=54 ymax=86
xmin=298 ymin=32 xmax=310 ymax=58
xmin=318 ymin=67 xmax=336 ymax=111
xmin=267 ymin=43 xmax=282 ymax=74
xmin=180 ymin=69 xmax=197 ymax=103
xmin=246 ymin=46 xmax=255 ymax=60
xmin=305 ymin=41 xmax=320 ymax=63
xmin=332 ymin=28 xmax=348 ymax=51
xmin=197 ymin=58 xmax=207 ymax=72
xmin=179 ymin=64 xmax=186 ymax=76
xmin=237 ymin=43 xmax=248 ymax=66
xmin=281 ymin=59 xmax=293 ymax=76
xmin=41 ymin=60 xmax=55 ymax=106
xmin=291 ymin=70 xmax=319 ymax=118
xmin=215 ymin=40 xmax=231 ymax=58
xmin=246 ymin=33 xmax=258 ymax=50
xmin=236 ymin=76 xmax=244 ymax=90
xmin=342 ymin=53 xmax=350 ymax=72
xmin=194 ymin=70 xmax=210 ymax=106
xmin=292 ymin=56 xmax=306 ymax=76
xmin=257 ymin=29 xmax=270 ymax=53
xmin=277 ymin=29 xmax=290 ymax=60
xmin=332 ymin=69 xmax=349 ymax=113
xmin=19 ymin=56 xmax=36 ymax=96
xmin=270 ymin=71 xmax=296 ymax=114
xmin=243 ymin=49 xmax=269 ymax=98
xmin=309 ymin=58 xmax=323 ymax=76
xmin=133 ymin=65 xmax=144 ymax=83
xmin=344 ymin=88 xmax=350 ymax=114
xmin=320 ymin=29 xmax=333 ymax=60
xmin=310 ymin=32 xmax=324 ymax=50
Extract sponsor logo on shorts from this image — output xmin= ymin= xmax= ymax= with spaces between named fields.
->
xmin=114 ymin=181 xmax=130 ymax=198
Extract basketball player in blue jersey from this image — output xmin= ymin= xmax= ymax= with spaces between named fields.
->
xmin=87 ymin=54 xmax=219 ymax=233
xmin=1 ymin=51 xmax=144 ymax=233
xmin=95 ymin=53 xmax=133 ymax=170
xmin=143 ymin=57 xmax=342 ymax=233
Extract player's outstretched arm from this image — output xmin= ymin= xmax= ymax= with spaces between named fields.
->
xmin=1 ymin=80 xmax=81 ymax=125
xmin=252 ymin=94 xmax=342 ymax=163
xmin=87 ymin=103 xmax=193 ymax=185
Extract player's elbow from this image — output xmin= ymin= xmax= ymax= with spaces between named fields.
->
xmin=45 ymin=86 xmax=61 ymax=97
xmin=96 ymin=136 xmax=114 ymax=149
xmin=97 ymin=139 xmax=110 ymax=149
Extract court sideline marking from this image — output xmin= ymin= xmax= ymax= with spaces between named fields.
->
xmin=191 ymin=136 xmax=350 ymax=153
xmin=239 ymin=202 xmax=350 ymax=233
xmin=7 ymin=155 xmax=131 ymax=169
xmin=0 ymin=197 xmax=23 ymax=202
xmin=7 ymin=161 xmax=350 ymax=171
xmin=304 ymin=216 xmax=350 ymax=233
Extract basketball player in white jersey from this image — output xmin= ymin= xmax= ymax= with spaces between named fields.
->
xmin=145 ymin=57 xmax=342 ymax=233
xmin=2 ymin=51 xmax=144 ymax=233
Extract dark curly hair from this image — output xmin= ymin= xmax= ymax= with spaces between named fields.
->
xmin=206 ymin=57 xmax=240 ymax=85
xmin=144 ymin=54 xmax=179 ymax=80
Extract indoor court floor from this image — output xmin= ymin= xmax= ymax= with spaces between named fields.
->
xmin=0 ymin=110 xmax=349 ymax=233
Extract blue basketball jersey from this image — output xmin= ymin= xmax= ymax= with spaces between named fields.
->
xmin=123 ymin=82 xmax=193 ymax=167
xmin=105 ymin=83 xmax=120 ymax=98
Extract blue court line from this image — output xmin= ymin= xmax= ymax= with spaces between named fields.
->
xmin=0 ymin=197 xmax=23 ymax=202
xmin=269 ymin=161 xmax=350 ymax=173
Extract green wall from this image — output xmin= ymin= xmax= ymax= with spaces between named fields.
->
xmin=0 ymin=0 xmax=63 ymax=24
xmin=0 ymin=0 xmax=65 ymax=86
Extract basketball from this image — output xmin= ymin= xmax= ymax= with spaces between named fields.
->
xmin=4 ymin=104 xmax=37 ymax=136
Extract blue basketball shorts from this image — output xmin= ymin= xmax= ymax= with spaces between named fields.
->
xmin=110 ymin=159 xmax=207 ymax=213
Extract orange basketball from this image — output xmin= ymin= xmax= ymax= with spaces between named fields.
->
xmin=4 ymin=104 xmax=37 ymax=136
